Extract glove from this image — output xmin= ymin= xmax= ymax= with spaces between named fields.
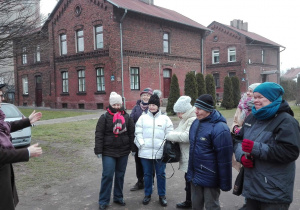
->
xmin=242 ymin=139 xmax=254 ymax=153
xmin=97 ymin=154 xmax=102 ymax=158
xmin=131 ymin=152 xmax=136 ymax=156
xmin=234 ymin=126 xmax=241 ymax=135
xmin=241 ymin=155 xmax=254 ymax=168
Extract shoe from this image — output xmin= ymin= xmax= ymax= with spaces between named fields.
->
xmin=130 ymin=182 xmax=144 ymax=191
xmin=159 ymin=196 xmax=167 ymax=207
xmin=176 ymin=200 xmax=192 ymax=209
xmin=114 ymin=199 xmax=126 ymax=206
xmin=143 ymin=195 xmax=151 ymax=205
xmin=99 ymin=205 xmax=107 ymax=210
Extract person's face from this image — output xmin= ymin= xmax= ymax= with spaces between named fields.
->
xmin=253 ymin=92 xmax=271 ymax=110
xmin=246 ymin=88 xmax=254 ymax=98
xmin=177 ymin=113 xmax=183 ymax=119
xmin=195 ymin=107 xmax=210 ymax=120
xmin=112 ymin=103 xmax=122 ymax=110
xmin=141 ymin=93 xmax=151 ymax=103
xmin=149 ymin=104 xmax=158 ymax=112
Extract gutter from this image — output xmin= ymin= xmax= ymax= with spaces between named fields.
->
xmin=120 ymin=9 xmax=127 ymax=108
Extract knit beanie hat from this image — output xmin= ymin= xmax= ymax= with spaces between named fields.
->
xmin=248 ymin=83 xmax=261 ymax=91
xmin=148 ymin=93 xmax=160 ymax=108
xmin=173 ymin=96 xmax=192 ymax=113
xmin=194 ymin=94 xmax=214 ymax=112
xmin=109 ymin=92 xmax=122 ymax=105
xmin=140 ymin=88 xmax=153 ymax=96
xmin=253 ymin=82 xmax=284 ymax=102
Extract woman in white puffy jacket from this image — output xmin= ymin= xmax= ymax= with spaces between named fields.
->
xmin=134 ymin=93 xmax=173 ymax=207
xmin=165 ymin=96 xmax=196 ymax=209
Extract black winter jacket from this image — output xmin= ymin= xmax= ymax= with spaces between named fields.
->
xmin=94 ymin=108 xmax=135 ymax=157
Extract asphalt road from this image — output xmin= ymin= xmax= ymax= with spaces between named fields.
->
xmin=19 ymin=108 xmax=300 ymax=210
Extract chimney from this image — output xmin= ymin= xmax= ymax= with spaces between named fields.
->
xmin=230 ymin=19 xmax=248 ymax=31
xmin=139 ymin=0 xmax=154 ymax=5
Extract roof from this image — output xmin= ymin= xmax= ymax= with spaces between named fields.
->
xmin=107 ymin=0 xmax=210 ymax=31
xmin=209 ymin=21 xmax=283 ymax=48
xmin=282 ymin=68 xmax=300 ymax=79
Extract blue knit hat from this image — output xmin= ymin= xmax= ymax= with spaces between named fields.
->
xmin=195 ymin=94 xmax=214 ymax=112
xmin=253 ymin=82 xmax=284 ymax=102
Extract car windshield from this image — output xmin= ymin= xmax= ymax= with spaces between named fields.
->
xmin=1 ymin=104 xmax=22 ymax=118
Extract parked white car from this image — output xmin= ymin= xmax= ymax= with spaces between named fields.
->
xmin=1 ymin=103 xmax=31 ymax=147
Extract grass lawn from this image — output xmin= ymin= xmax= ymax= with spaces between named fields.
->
xmin=18 ymin=108 xmax=97 ymax=120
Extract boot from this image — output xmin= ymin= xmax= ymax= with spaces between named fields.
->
xmin=159 ymin=196 xmax=167 ymax=207
xmin=130 ymin=181 xmax=144 ymax=191
xmin=176 ymin=200 xmax=192 ymax=209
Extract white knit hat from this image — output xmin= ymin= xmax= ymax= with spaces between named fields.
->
xmin=173 ymin=96 xmax=192 ymax=113
xmin=109 ymin=92 xmax=122 ymax=105
xmin=248 ymin=83 xmax=261 ymax=91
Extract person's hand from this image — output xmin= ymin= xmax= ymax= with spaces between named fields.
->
xmin=131 ymin=152 xmax=136 ymax=156
xmin=241 ymin=155 xmax=254 ymax=168
xmin=242 ymin=139 xmax=254 ymax=153
xmin=28 ymin=143 xmax=42 ymax=157
xmin=234 ymin=126 xmax=241 ymax=135
xmin=29 ymin=110 xmax=42 ymax=124
xmin=97 ymin=154 xmax=102 ymax=158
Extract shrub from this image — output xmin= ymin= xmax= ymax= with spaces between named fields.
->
xmin=231 ymin=76 xmax=241 ymax=107
xmin=205 ymin=74 xmax=216 ymax=106
xmin=166 ymin=74 xmax=180 ymax=115
xmin=196 ymin=73 xmax=206 ymax=96
xmin=184 ymin=72 xmax=198 ymax=105
xmin=221 ymin=76 xmax=234 ymax=109
xmin=280 ymin=77 xmax=297 ymax=101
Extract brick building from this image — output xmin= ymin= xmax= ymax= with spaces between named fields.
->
xmin=205 ymin=19 xmax=283 ymax=100
xmin=13 ymin=0 xmax=210 ymax=110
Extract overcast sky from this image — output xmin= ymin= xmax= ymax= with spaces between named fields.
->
xmin=40 ymin=0 xmax=300 ymax=73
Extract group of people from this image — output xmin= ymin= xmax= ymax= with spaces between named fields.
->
xmin=94 ymin=82 xmax=300 ymax=210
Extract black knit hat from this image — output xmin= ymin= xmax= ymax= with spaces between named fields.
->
xmin=148 ymin=93 xmax=160 ymax=108
xmin=194 ymin=94 xmax=214 ymax=112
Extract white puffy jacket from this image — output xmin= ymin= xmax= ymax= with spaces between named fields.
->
xmin=134 ymin=110 xmax=174 ymax=159
xmin=165 ymin=107 xmax=196 ymax=172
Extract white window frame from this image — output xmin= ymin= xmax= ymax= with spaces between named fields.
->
xmin=62 ymin=71 xmax=68 ymax=93
xmin=76 ymin=30 xmax=84 ymax=52
xmin=212 ymin=50 xmax=220 ymax=64
xmin=213 ymin=73 xmax=220 ymax=88
xmin=163 ymin=32 xmax=169 ymax=53
xmin=130 ymin=67 xmax=140 ymax=90
xmin=96 ymin=67 xmax=105 ymax=91
xmin=94 ymin=25 xmax=103 ymax=49
xmin=22 ymin=47 xmax=27 ymax=64
xmin=228 ymin=47 xmax=236 ymax=62
xmin=78 ymin=70 xmax=85 ymax=92
xmin=262 ymin=49 xmax=265 ymax=63
xmin=22 ymin=76 xmax=28 ymax=95
xmin=34 ymin=45 xmax=41 ymax=63
xmin=60 ymin=34 xmax=67 ymax=55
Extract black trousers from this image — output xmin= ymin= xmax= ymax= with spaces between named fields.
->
xmin=184 ymin=173 xmax=191 ymax=201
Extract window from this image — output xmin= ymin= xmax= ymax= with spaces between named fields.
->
xmin=76 ymin=30 xmax=84 ymax=52
xmin=62 ymin=71 xmax=68 ymax=93
xmin=96 ymin=67 xmax=105 ymax=91
xmin=60 ymin=34 xmax=67 ymax=55
xmin=228 ymin=47 xmax=236 ymax=62
xmin=22 ymin=76 xmax=28 ymax=95
xmin=22 ymin=47 xmax=27 ymax=64
xmin=34 ymin=45 xmax=41 ymax=63
xmin=228 ymin=72 xmax=236 ymax=77
xmin=213 ymin=73 xmax=220 ymax=88
xmin=130 ymin=67 xmax=140 ymax=90
xmin=78 ymin=70 xmax=85 ymax=92
xmin=95 ymin=25 xmax=103 ymax=49
xmin=212 ymin=50 xmax=219 ymax=64
xmin=262 ymin=49 xmax=265 ymax=63
xmin=163 ymin=32 xmax=169 ymax=53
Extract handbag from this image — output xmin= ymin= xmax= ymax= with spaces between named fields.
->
xmin=161 ymin=140 xmax=181 ymax=163
xmin=232 ymin=167 xmax=244 ymax=196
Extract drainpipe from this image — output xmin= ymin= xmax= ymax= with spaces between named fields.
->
xmin=120 ymin=9 xmax=127 ymax=108
xmin=201 ymin=36 xmax=204 ymax=74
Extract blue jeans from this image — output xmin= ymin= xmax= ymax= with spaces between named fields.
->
xmin=98 ymin=155 xmax=129 ymax=206
xmin=140 ymin=158 xmax=166 ymax=196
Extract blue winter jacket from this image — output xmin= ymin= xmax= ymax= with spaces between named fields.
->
xmin=187 ymin=110 xmax=232 ymax=191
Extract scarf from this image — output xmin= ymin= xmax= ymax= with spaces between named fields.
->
xmin=107 ymin=107 xmax=127 ymax=135
xmin=0 ymin=110 xmax=14 ymax=149
xmin=140 ymin=100 xmax=149 ymax=111
xmin=252 ymin=96 xmax=281 ymax=120
xmin=237 ymin=93 xmax=253 ymax=122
